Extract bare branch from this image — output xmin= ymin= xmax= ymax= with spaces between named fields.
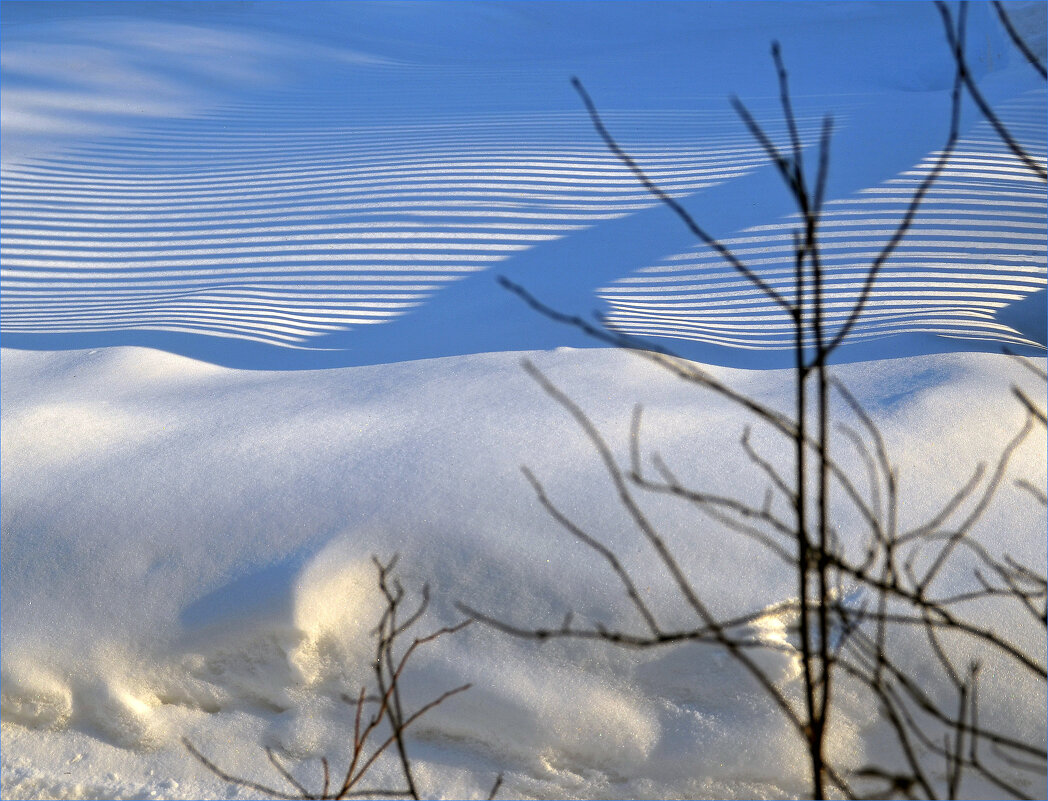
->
xmin=486 ymin=773 xmax=504 ymax=801
xmin=183 ymin=738 xmax=302 ymax=800
xmin=918 ymin=415 xmax=1035 ymax=590
xmin=992 ymin=0 xmax=1047 ymax=78
xmin=521 ymin=360 xmax=713 ymax=623
xmin=492 ymin=13 xmax=1046 ymax=797
xmin=936 ymin=0 xmax=1047 ymax=181
xmin=186 ymin=559 xmax=472 ymax=801
xmin=823 ymin=4 xmax=967 ymax=356
xmin=572 ymin=77 xmax=794 ymax=312
xmin=520 ymin=464 xmax=661 ymax=635
xmin=1014 ymin=478 xmax=1047 ymax=506
xmin=1012 ymin=386 xmax=1047 ymax=426
xmin=267 ymin=748 xmax=313 ymax=798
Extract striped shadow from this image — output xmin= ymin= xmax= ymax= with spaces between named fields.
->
xmin=600 ymin=91 xmax=1046 ymax=354
xmin=1 ymin=101 xmax=808 ymax=354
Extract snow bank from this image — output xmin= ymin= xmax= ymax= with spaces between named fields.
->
xmin=2 ymin=345 xmax=1044 ymax=799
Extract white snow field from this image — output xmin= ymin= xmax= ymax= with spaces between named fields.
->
xmin=1 ymin=2 xmax=1045 ymax=799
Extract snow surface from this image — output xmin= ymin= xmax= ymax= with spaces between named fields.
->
xmin=1 ymin=2 xmax=1046 ymax=800
xmin=2 ymin=345 xmax=1044 ymax=799
xmin=2 ymin=1 xmax=1045 ymax=368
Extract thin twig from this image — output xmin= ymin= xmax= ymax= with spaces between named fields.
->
xmin=991 ymin=0 xmax=1047 ymax=80
xmin=572 ymin=77 xmax=794 ymax=312
xmin=936 ymin=1 xmax=1047 ymax=181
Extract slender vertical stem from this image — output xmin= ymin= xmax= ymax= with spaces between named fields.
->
xmin=792 ymin=238 xmax=821 ymax=797
xmin=378 ymin=577 xmax=421 ymax=801
xmin=814 ymin=353 xmax=831 ymax=799
xmin=777 ymin=35 xmax=830 ymax=793
xmin=809 ymin=168 xmax=833 ymax=801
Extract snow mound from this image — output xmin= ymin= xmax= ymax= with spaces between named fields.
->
xmin=2 ymin=345 xmax=1044 ymax=798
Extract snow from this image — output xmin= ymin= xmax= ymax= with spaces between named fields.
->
xmin=1 ymin=2 xmax=1045 ymax=800
xmin=2 ymin=346 xmax=1044 ymax=799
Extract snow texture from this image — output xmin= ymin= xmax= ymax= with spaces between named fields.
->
xmin=1 ymin=2 xmax=1046 ymax=799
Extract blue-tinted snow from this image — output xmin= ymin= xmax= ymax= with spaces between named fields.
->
xmin=1 ymin=5 xmax=1046 ymax=799
xmin=2 ymin=1 xmax=1044 ymax=369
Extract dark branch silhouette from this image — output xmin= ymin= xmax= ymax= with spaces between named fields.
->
xmin=991 ymin=0 xmax=1047 ymax=80
xmin=935 ymin=1 xmax=1047 ymax=181
xmin=473 ymin=4 xmax=1047 ymax=798
xmin=185 ymin=556 xmax=499 ymax=800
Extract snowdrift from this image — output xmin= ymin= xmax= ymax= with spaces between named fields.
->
xmin=1 ymin=2 xmax=1045 ymax=799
